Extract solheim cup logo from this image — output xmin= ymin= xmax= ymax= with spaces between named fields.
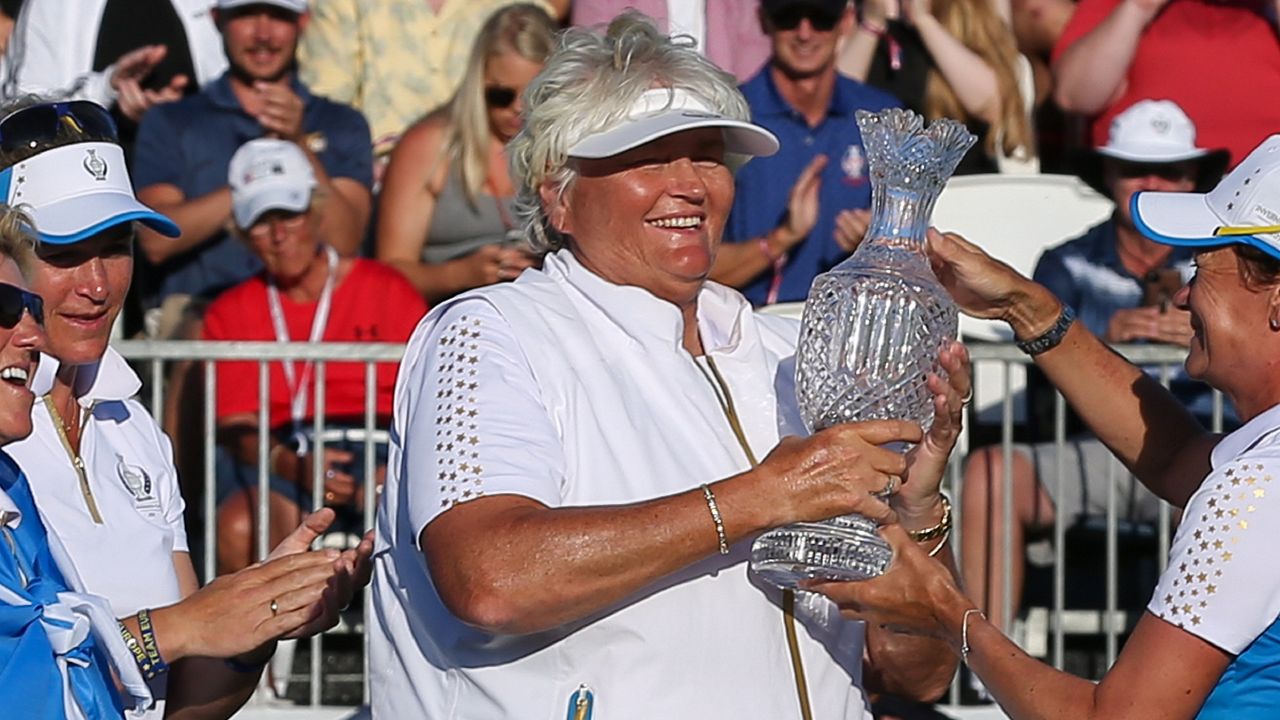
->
xmin=83 ymin=149 xmax=108 ymax=181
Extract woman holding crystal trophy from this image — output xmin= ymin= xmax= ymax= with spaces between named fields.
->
xmin=815 ymin=132 xmax=1280 ymax=714
xmin=371 ymin=13 xmax=978 ymax=720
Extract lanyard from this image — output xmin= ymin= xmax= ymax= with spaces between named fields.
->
xmin=267 ymin=244 xmax=339 ymax=428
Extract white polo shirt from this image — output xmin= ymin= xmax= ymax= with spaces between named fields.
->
xmin=8 ymin=347 xmax=187 ymax=719
xmin=371 ymin=251 xmax=874 ymax=719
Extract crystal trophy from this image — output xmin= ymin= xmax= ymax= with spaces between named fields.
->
xmin=750 ymin=109 xmax=976 ymax=588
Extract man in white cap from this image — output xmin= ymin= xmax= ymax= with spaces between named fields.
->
xmin=958 ymin=99 xmax=1231 ymax=659
xmin=132 ymin=0 xmax=372 ymax=339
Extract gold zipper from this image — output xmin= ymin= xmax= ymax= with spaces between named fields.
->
xmin=43 ymin=395 xmax=103 ymax=524
xmin=696 ymin=355 xmax=813 ymax=720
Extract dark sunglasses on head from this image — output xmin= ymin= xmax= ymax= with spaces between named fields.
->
xmin=0 ymin=283 xmax=43 ymax=329
xmin=484 ymin=86 xmax=519 ymax=109
xmin=770 ymin=4 xmax=843 ymax=32
xmin=0 ymin=101 xmax=118 ymax=155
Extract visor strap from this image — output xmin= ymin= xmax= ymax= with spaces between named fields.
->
xmin=1213 ymin=225 xmax=1280 ymax=237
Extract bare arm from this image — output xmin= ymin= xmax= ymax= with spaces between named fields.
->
xmin=837 ymin=0 xmax=887 ymax=81
xmin=135 ymin=184 xmax=233 ymax=266
xmin=928 ymin=229 xmax=1214 ymax=508
xmin=422 ymin=422 xmax=921 ymax=636
xmin=1051 ymin=0 xmax=1165 ymax=114
xmin=911 ymin=10 xmax=1002 ymax=124
xmin=817 ymin=525 xmax=1230 ymax=719
xmin=308 ymin=162 xmax=371 ymax=258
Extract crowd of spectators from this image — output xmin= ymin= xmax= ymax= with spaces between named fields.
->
xmin=0 ymin=0 xmax=1278 ymax=715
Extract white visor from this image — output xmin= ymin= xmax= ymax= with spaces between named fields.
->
xmin=1 ymin=142 xmax=179 ymax=244
xmin=567 ymin=87 xmax=779 ymax=159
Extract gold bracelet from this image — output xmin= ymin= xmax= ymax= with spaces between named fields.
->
xmin=927 ymin=527 xmax=951 ymax=557
xmin=961 ymin=608 xmax=985 ymax=661
xmin=701 ymin=484 xmax=730 ymax=555
xmin=907 ymin=494 xmax=951 ymax=542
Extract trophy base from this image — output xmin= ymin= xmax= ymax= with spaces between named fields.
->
xmin=750 ymin=514 xmax=893 ymax=589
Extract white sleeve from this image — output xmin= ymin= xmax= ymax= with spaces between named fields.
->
xmin=1 ymin=0 xmax=116 ymax=105
xmin=1148 ymin=454 xmax=1280 ymax=654
xmin=401 ymin=300 xmax=566 ymax=540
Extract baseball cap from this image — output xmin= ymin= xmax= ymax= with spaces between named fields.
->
xmin=216 ymin=0 xmax=307 ymax=13
xmin=1097 ymin=100 xmax=1220 ymax=164
xmin=567 ymin=87 xmax=779 ymax=160
xmin=760 ymin=0 xmax=848 ymax=15
xmin=0 ymin=141 xmax=179 ymax=244
xmin=229 ymin=138 xmax=316 ymax=228
xmin=1132 ymin=135 xmax=1280 ymax=260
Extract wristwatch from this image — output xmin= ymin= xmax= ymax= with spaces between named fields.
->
xmin=1015 ymin=305 xmax=1075 ymax=356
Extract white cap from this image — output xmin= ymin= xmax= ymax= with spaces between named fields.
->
xmin=0 ymin=142 xmax=179 ymax=244
xmin=229 ymin=138 xmax=316 ymax=228
xmin=1097 ymin=99 xmax=1214 ymax=163
xmin=216 ymin=0 xmax=307 ymax=13
xmin=1133 ymin=135 xmax=1280 ymax=259
xmin=567 ymin=87 xmax=779 ymax=159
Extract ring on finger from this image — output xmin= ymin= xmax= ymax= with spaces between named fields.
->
xmin=869 ymin=476 xmax=897 ymax=500
xmin=960 ymin=387 xmax=974 ymax=404
xmin=270 ymin=598 xmax=279 ymax=616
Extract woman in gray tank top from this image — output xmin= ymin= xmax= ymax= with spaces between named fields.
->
xmin=377 ymin=4 xmax=555 ymax=303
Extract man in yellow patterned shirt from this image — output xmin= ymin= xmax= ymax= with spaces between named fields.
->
xmin=298 ymin=0 xmax=565 ymax=163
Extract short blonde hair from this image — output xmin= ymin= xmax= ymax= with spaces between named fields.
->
xmin=508 ymin=12 xmax=749 ymax=252
xmin=0 ymin=203 xmax=39 ymax=275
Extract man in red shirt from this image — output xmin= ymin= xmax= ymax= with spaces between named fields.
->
xmin=1052 ymin=0 xmax=1280 ymax=167
xmin=205 ymin=138 xmax=427 ymax=573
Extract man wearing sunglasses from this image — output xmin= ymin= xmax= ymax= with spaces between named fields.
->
xmin=132 ymin=0 xmax=372 ymax=340
xmin=714 ymin=0 xmax=901 ymax=306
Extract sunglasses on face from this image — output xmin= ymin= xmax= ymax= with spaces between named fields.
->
xmin=1113 ymin=160 xmax=1196 ymax=183
xmin=769 ymin=4 xmax=843 ymax=32
xmin=0 ymin=283 xmax=43 ymax=329
xmin=0 ymin=101 xmax=118 ymax=155
xmin=484 ymin=86 xmax=519 ymax=109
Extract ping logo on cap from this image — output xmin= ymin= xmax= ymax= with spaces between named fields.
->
xmin=82 ymin=149 xmax=107 ymax=182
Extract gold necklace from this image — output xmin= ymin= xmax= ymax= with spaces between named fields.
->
xmin=44 ymin=395 xmax=103 ymax=524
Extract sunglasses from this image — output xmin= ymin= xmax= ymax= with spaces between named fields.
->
xmin=0 ymin=101 xmax=118 ymax=155
xmin=0 ymin=283 xmax=43 ymax=329
xmin=1112 ymin=160 xmax=1197 ymax=182
xmin=484 ymin=86 xmax=519 ymax=109
xmin=770 ymin=5 xmax=844 ymax=32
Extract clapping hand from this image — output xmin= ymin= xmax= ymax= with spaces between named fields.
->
xmin=110 ymin=45 xmax=188 ymax=121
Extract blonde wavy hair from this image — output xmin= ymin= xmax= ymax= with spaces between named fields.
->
xmin=509 ymin=13 xmax=750 ymax=252
xmin=438 ymin=4 xmax=557 ymax=205
xmin=0 ymin=204 xmax=39 ymax=275
xmin=925 ymin=0 xmax=1033 ymax=159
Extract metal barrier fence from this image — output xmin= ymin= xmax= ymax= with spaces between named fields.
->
xmin=113 ymin=338 xmax=1212 ymax=713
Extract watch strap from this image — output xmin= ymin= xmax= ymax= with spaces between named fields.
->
xmin=1015 ymin=305 xmax=1076 ymax=356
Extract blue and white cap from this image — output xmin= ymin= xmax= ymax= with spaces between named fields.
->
xmin=0 ymin=141 xmax=179 ymax=244
xmin=1133 ymin=135 xmax=1280 ymax=260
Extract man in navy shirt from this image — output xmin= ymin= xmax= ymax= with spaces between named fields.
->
xmin=132 ymin=0 xmax=372 ymax=336
xmin=713 ymin=0 xmax=899 ymax=305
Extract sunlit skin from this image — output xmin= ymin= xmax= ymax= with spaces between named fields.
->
xmin=546 ymin=129 xmax=735 ymax=331
xmin=1173 ymin=246 xmax=1278 ymax=417
xmin=29 ymin=225 xmax=133 ymax=369
xmin=0 ymin=257 xmax=45 ymax=445
xmin=485 ymin=52 xmax=544 ymax=143
xmin=217 ymin=4 xmax=303 ymax=84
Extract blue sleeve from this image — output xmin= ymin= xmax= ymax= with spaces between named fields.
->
xmin=317 ymin=104 xmax=374 ymax=190
xmin=131 ymin=105 xmax=184 ymax=189
xmin=1032 ymin=249 xmax=1080 ymax=313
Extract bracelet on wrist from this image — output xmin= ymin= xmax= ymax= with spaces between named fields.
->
xmin=757 ymin=236 xmax=783 ymax=264
xmin=224 ymin=654 xmax=270 ymax=674
xmin=119 ymin=621 xmax=161 ymax=681
xmin=859 ymin=18 xmax=888 ymax=36
xmin=1015 ymin=304 xmax=1075 ymax=356
xmin=700 ymin=483 xmax=730 ymax=555
xmin=134 ymin=609 xmax=170 ymax=680
xmin=906 ymin=494 xmax=951 ymax=542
